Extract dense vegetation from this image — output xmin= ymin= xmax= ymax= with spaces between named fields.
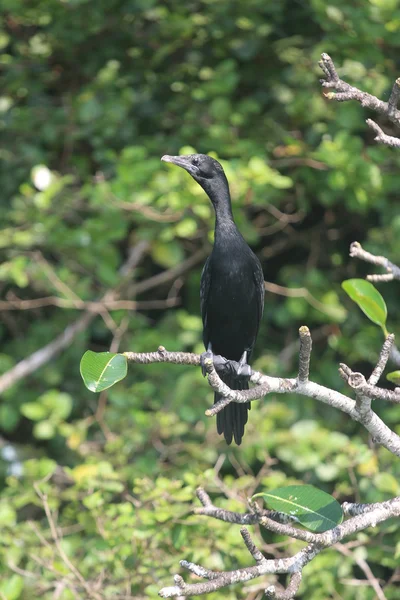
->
xmin=1 ymin=1 xmax=400 ymax=598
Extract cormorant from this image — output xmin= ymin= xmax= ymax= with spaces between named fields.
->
xmin=161 ymin=153 xmax=265 ymax=445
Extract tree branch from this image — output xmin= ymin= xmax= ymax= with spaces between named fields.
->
xmin=348 ymin=241 xmax=400 ymax=366
xmin=0 ymin=241 xmax=150 ymax=395
xmin=319 ymin=53 xmax=400 ymax=146
xmin=125 ymin=329 xmax=400 ymax=457
xmin=0 ymin=295 xmax=179 ymax=312
xmin=349 ymin=241 xmax=400 ymax=282
xmin=158 ymin=488 xmax=400 ymax=598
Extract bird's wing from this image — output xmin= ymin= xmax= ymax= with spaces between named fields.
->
xmin=200 ymin=256 xmax=211 ymax=345
xmin=253 ymin=259 xmax=265 ymax=338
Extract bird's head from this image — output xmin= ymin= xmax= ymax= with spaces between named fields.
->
xmin=161 ymin=153 xmax=228 ymax=199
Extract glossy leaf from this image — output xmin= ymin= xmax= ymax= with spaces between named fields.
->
xmin=252 ymin=485 xmax=343 ymax=532
xmin=80 ymin=351 xmax=127 ymax=392
xmin=342 ymin=279 xmax=387 ymax=332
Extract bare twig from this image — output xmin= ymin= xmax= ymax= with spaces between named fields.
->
xmin=319 ymin=53 xmax=400 ymax=145
xmin=369 ymin=334 xmax=394 ymax=385
xmin=349 ymin=241 xmax=400 ymax=282
xmin=0 ymin=295 xmax=179 ymax=312
xmin=132 ymin=247 xmax=208 ymax=295
xmin=264 ymin=281 xmax=344 ymax=319
xmin=0 ymin=311 xmax=94 ymax=395
xmin=366 ymin=119 xmax=400 ymax=148
xmin=349 ymin=242 xmax=400 ymax=367
xmin=297 ymin=326 xmax=312 ymax=382
xmin=159 ymin=489 xmax=400 ymax=598
xmin=33 ymin=483 xmax=103 ymax=600
xmin=337 ymin=543 xmax=387 ymax=600
xmin=0 ymin=240 xmax=150 ymax=395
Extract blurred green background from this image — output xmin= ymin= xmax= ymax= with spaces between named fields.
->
xmin=1 ymin=1 xmax=400 ymax=598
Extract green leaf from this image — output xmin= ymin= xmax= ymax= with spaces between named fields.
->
xmin=342 ymin=279 xmax=387 ymax=332
xmin=0 ymin=501 xmax=17 ymax=526
xmin=80 ymin=351 xmax=127 ymax=392
xmin=387 ymin=371 xmax=400 ymax=385
xmin=40 ymin=390 xmax=73 ymax=421
xmin=252 ymin=484 xmax=343 ymax=532
xmin=0 ymin=574 xmax=24 ymax=600
xmin=20 ymin=401 xmax=48 ymax=421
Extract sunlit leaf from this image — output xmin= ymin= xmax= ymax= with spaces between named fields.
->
xmin=342 ymin=279 xmax=387 ymax=332
xmin=252 ymin=484 xmax=343 ymax=532
xmin=80 ymin=351 xmax=127 ymax=392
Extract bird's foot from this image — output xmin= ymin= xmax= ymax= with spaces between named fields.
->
xmin=236 ymin=351 xmax=252 ymax=380
xmin=200 ymin=347 xmax=231 ymax=377
xmin=200 ymin=349 xmax=213 ymax=377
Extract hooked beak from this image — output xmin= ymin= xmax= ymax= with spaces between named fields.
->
xmin=161 ymin=154 xmax=199 ymax=176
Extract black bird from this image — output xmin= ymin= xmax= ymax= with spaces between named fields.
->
xmin=161 ymin=154 xmax=264 ymax=444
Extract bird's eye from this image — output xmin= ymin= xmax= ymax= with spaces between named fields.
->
xmin=192 ymin=157 xmax=199 ymax=166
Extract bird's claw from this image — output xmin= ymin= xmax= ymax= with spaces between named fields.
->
xmin=200 ymin=350 xmax=233 ymax=377
xmin=236 ymin=362 xmax=252 ymax=379
xmin=236 ymin=351 xmax=251 ymax=380
xmin=200 ymin=349 xmax=214 ymax=377
xmin=200 ymin=348 xmax=251 ymax=380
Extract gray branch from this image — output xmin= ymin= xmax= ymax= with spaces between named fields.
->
xmin=125 ymin=329 xmax=400 ymax=457
xmin=319 ymin=53 xmax=400 ymax=146
xmin=159 ymin=488 xmax=400 ymax=598
xmin=124 ymin=329 xmax=400 ymax=598
xmin=349 ymin=241 xmax=400 ymax=282
xmin=349 ymin=241 xmax=400 ymax=367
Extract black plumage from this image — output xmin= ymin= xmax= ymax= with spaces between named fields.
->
xmin=161 ymin=153 xmax=265 ymax=444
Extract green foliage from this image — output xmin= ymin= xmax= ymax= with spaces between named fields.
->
xmin=80 ymin=351 xmax=128 ymax=392
xmin=1 ymin=0 xmax=400 ymax=598
xmin=386 ymin=370 xmax=400 ymax=385
xmin=253 ymin=484 xmax=343 ymax=532
xmin=342 ymin=279 xmax=388 ymax=335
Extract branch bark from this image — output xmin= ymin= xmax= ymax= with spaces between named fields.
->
xmin=122 ymin=329 xmax=400 ymax=597
xmin=319 ymin=53 xmax=400 ymax=147
xmin=125 ymin=329 xmax=400 ymax=457
xmin=158 ymin=488 xmax=400 ymax=598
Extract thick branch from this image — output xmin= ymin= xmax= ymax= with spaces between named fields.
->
xmin=125 ymin=330 xmax=400 ymax=457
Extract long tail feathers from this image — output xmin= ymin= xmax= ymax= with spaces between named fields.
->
xmin=215 ymin=374 xmax=250 ymax=445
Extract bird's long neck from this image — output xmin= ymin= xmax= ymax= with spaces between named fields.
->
xmin=207 ymin=176 xmax=236 ymax=236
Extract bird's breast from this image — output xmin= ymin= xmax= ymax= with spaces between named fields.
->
xmin=203 ymin=249 xmax=260 ymax=360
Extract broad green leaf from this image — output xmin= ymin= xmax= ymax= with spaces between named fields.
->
xmin=80 ymin=351 xmax=127 ymax=392
xmin=252 ymin=484 xmax=343 ymax=532
xmin=20 ymin=402 xmax=48 ymax=421
xmin=387 ymin=371 xmax=400 ymax=385
xmin=342 ymin=279 xmax=387 ymax=332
